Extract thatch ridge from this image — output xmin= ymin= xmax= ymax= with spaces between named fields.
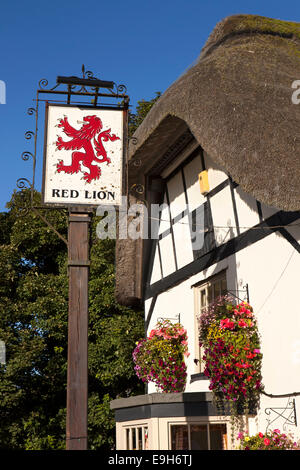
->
xmin=200 ymin=14 xmax=300 ymax=57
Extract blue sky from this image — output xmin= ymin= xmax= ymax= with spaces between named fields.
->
xmin=0 ymin=0 xmax=299 ymax=212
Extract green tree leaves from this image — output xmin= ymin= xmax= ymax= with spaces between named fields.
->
xmin=128 ymin=92 xmax=161 ymax=136
xmin=0 ymin=189 xmax=143 ymax=449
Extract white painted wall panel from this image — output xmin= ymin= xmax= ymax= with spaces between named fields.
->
xmin=167 ymin=172 xmax=187 ymax=219
xmin=236 ymin=232 xmax=300 ymax=393
xmin=210 ymin=186 xmax=238 ymax=245
xmin=183 ymin=157 xmax=206 ymax=211
xmin=158 ymin=194 xmax=171 ymax=235
xmin=204 ymin=151 xmax=228 ymax=191
xmin=235 ymin=232 xmax=300 ymax=437
xmin=159 ymin=235 xmax=176 ymax=277
xmin=234 ymin=186 xmax=260 ymax=233
xmin=149 ymin=244 xmax=162 ymax=285
xmin=172 ymin=217 xmax=194 ymax=269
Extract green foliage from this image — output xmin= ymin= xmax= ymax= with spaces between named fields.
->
xmin=238 ymin=15 xmax=300 ymax=41
xmin=128 ymin=92 xmax=161 ymax=136
xmin=0 ymin=189 xmax=144 ymax=450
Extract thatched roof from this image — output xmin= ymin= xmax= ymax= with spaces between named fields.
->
xmin=116 ymin=14 xmax=300 ymax=306
xmin=129 ymin=14 xmax=300 ymax=210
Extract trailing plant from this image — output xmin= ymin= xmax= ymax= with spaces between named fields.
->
xmin=198 ymin=295 xmax=263 ymax=439
xmin=238 ymin=429 xmax=299 ymax=450
xmin=132 ymin=320 xmax=189 ymax=393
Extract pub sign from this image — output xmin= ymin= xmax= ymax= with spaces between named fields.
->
xmin=42 ymin=104 xmax=124 ymax=206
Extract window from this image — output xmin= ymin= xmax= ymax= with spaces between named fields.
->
xmin=170 ymin=422 xmax=227 ymax=450
xmin=194 ymin=271 xmax=227 ymax=372
xmin=125 ymin=426 xmax=149 ymax=450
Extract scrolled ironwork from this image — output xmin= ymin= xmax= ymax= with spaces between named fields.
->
xmin=265 ymin=398 xmax=297 ymax=432
xmin=25 ymin=130 xmax=35 ymax=140
xmin=130 ymin=183 xmax=145 ymax=195
xmin=15 ymin=206 xmax=31 ymax=218
xmin=116 ymin=83 xmax=127 ymax=94
xmin=17 ymin=178 xmax=32 ymax=190
xmin=21 ymin=151 xmax=34 ymax=161
xmin=129 ymin=136 xmax=138 ymax=145
xmin=85 ymin=70 xmax=95 ymax=79
xmin=157 ymin=314 xmax=181 ymax=324
xmin=39 ymin=78 xmax=49 ymax=89
xmin=72 ymin=64 xmax=97 ymax=93
xmin=27 ymin=107 xmax=37 ymax=116
xmin=128 ymin=158 xmax=141 ymax=169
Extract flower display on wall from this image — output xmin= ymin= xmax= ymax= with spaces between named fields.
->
xmin=132 ymin=320 xmax=189 ymax=393
xmin=198 ymin=295 xmax=263 ymax=407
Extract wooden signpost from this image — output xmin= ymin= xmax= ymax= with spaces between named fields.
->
xmin=66 ymin=209 xmax=91 ymax=449
xmin=35 ymin=72 xmax=128 ymax=450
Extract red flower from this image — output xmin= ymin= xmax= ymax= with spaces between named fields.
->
xmin=259 ymin=432 xmax=264 ymax=438
xmin=220 ymin=318 xmax=235 ymax=330
xmin=264 ymin=438 xmax=270 ymax=446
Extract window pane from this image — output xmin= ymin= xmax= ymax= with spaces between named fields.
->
xmin=200 ymin=289 xmax=207 ymax=308
xmin=208 ymin=285 xmax=213 ymax=304
xmin=126 ymin=428 xmax=130 ymax=450
xmin=209 ymin=424 xmax=227 ymax=450
xmin=214 ymin=281 xmax=221 ymax=299
xmin=171 ymin=425 xmax=188 ymax=450
xmin=190 ymin=425 xmax=208 ymax=450
xmin=132 ymin=427 xmax=137 ymax=450
xmin=137 ymin=427 xmax=143 ymax=450
xmin=144 ymin=427 xmax=149 ymax=450
xmin=221 ymin=278 xmax=227 ymax=295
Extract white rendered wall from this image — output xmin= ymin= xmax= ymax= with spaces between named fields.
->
xmin=144 ymin=151 xmax=300 ymax=440
xmin=146 ymin=231 xmax=300 ymax=438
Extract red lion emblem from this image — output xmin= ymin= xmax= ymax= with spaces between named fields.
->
xmin=55 ymin=114 xmax=120 ymax=183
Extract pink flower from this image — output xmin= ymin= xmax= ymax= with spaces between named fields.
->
xmin=238 ymin=319 xmax=248 ymax=328
xmin=220 ymin=318 xmax=235 ymax=330
xmin=176 ymin=328 xmax=186 ymax=335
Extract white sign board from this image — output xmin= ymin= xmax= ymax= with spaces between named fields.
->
xmin=42 ymin=105 xmax=124 ymax=206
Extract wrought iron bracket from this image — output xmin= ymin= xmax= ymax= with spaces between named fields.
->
xmin=128 ymin=136 xmax=138 ymax=145
xmin=17 ymin=65 xmax=129 ymax=245
xmin=227 ymin=284 xmax=250 ymax=303
xmin=129 ymin=183 xmax=145 ymax=196
xmin=265 ymin=398 xmax=297 ymax=432
xmin=157 ymin=313 xmax=181 ymax=324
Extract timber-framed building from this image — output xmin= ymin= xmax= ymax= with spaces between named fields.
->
xmin=110 ymin=14 xmax=300 ymax=450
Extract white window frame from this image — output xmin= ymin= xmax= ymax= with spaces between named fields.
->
xmin=124 ymin=424 xmax=149 ymax=450
xmin=193 ymin=270 xmax=227 ymax=373
xmin=168 ymin=419 xmax=229 ymax=450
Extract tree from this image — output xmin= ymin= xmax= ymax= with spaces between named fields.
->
xmin=0 ymin=189 xmax=144 ymax=450
xmin=129 ymin=92 xmax=161 ymax=136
